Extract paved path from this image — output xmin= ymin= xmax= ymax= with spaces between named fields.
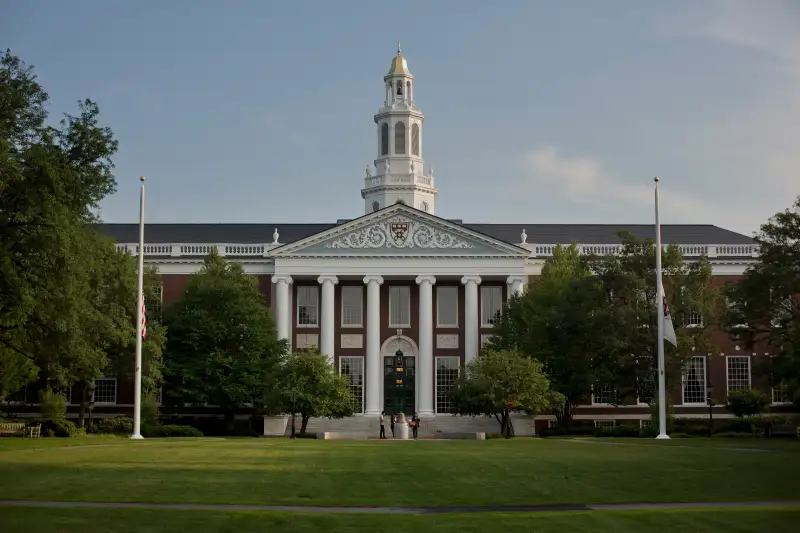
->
xmin=0 ymin=500 xmax=797 ymax=515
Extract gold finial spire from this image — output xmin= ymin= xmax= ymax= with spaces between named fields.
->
xmin=397 ymin=41 xmax=402 ymax=55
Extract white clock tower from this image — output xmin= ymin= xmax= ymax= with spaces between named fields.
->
xmin=361 ymin=44 xmax=438 ymax=215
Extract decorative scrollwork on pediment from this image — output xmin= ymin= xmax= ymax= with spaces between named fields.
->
xmin=325 ymin=216 xmax=474 ymax=249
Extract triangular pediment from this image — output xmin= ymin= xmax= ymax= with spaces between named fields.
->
xmin=269 ymin=204 xmax=529 ymax=258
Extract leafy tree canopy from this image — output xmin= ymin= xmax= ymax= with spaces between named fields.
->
xmin=163 ymin=251 xmax=287 ymax=425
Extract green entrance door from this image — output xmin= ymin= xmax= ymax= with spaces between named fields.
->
xmin=383 ymin=356 xmax=415 ymax=416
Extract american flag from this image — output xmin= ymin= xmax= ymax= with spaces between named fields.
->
xmin=141 ymin=295 xmax=147 ymax=340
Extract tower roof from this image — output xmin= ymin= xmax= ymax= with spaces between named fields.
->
xmin=388 ymin=42 xmax=410 ymax=75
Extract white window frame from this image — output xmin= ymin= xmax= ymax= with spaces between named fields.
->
xmin=726 ymin=355 xmax=751 ymax=395
xmin=145 ymin=282 xmax=164 ymax=322
xmin=681 ymin=355 xmax=707 ymax=406
xmin=389 ymin=286 xmax=411 ymax=328
xmin=594 ymin=419 xmax=615 ymax=428
xmin=340 ymin=286 xmax=363 ymax=328
xmin=339 ymin=356 xmax=365 ymax=414
xmin=771 ymin=384 xmax=790 ymax=405
xmin=436 ymin=286 xmax=458 ymax=328
xmin=435 ymin=356 xmax=460 ymax=414
xmin=480 ymin=286 xmax=503 ymax=327
xmin=93 ymin=378 xmax=117 ymax=405
xmin=591 ymin=384 xmax=616 ymax=406
xmin=296 ymin=286 xmax=319 ymax=327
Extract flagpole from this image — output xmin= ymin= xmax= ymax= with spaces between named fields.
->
xmin=654 ymin=177 xmax=669 ymax=439
xmin=132 ymin=176 xmax=146 ymax=440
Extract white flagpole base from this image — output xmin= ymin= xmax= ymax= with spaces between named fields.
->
xmin=655 ymin=433 xmax=670 ymax=440
xmin=130 ymin=434 xmax=145 ymax=440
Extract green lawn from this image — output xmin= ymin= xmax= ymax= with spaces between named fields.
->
xmin=0 ymin=436 xmax=797 ymax=532
xmin=2 ymin=506 xmax=799 ymax=533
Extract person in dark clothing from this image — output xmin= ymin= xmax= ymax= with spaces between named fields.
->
xmin=379 ymin=412 xmax=386 ymax=439
xmin=390 ymin=413 xmax=396 ymax=438
xmin=410 ymin=413 xmax=420 ymax=439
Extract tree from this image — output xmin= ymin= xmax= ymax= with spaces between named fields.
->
xmin=589 ymin=232 xmax=721 ymax=407
xmin=0 ymin=50 xmax=121 ymax=398
xmin=163 ymin=251 xmax=287 ymax=430
xmin=450 ymin=348 xmax=554 ymax=437
xmin=488 ymin=244 xmax=620 ymax=426
xmin=278 ymin=349 xmax=354 ymax=434
xmin=726 ymin=196 xmax=800 ymax=405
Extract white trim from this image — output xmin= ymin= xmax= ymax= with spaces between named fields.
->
xmin=681 ymin=355 xmax=708 ymax=406
xmin=296 ymin=285 xmax=319 ymax=328
xmin=93 ymin=378 xmax=117 ymax=405
xmin=480 ymin=285 xmax=503 ymax=327
xmin=340 ymin=286 xmax=363 ymax=328
xmin=388 ymin=286 xmax=411 ymax=328
xmin=436 ymin=286 xmax=458 ymax=328
xmin=725 ymin=355 xmax=751 ymax=395
xmin=338 ymin=355 xmax=365 ymax=415
xmin=434 ymin=356 xmax=460 ymax=414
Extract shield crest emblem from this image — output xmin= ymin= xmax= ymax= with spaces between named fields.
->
xmin=390 ymin=222 xmax=409 ymax=246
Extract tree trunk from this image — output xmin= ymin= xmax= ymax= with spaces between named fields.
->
xmin=301 ymin=415 xmax=310 ymax=434
xmin=556 ymin=399 xmax=574 ymax=429
xmin=76 ymin=383 xmax=86 ymax=428
xmin=224 ymin=410 xmax=235 ymax=434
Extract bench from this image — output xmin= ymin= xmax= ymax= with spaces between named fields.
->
xmin=0 ymin=422 xmax=26 ymax=437
xmin=26 ymin=424 xmax=41 ymax=438
xmin=766 ymin=423 xmax=799 ymax=438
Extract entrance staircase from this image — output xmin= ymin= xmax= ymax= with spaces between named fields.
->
xmin=298 ymin=414 xmax=537 ymax=438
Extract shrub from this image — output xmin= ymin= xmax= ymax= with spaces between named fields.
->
xmin=96 ymin=417 xmax=133 ymax=435
xmin=142 ymin=393 xmax=161 ymax=426
xmin=295 ymin=431 xmax=317 ymax=439
xmin=726 ymin=389 xmax=769 ymax=418
xmin=41 ymin=418 xmax=78 ymax=437
xmin=143 ymin=424 xmax=203 ymax=438
xmin=39 ymin=389 xmax=67 ymax=421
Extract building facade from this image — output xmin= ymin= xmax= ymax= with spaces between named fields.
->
xmin=8 ymin=47 xmax=789 ymax=435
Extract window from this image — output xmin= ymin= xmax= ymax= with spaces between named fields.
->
xmin=726 ymin=356 xmax=751 ymax=394
xmin=340 ymin=356 xmax=364 ymax=414
xmin=435 ymin=357 xmax=460 ymax=414
xmin=297 ymin=286 xmax=318 ymax=327
xmin=411 ymin=123 xmax=420 ymax=156
xmin=341 ymin=286 xmax=363 ymax=327
xmin=380 ymin=123 xmax=389 ymax=156
xmin=436 ymin=286 xmax=458 ymax=327
xmin=145 ymin=282 xmax=163 ymax=322
xmin=548 ymin=420 xmax=558 ymax=428
xmin=592 ymin=384 xmax=616 ymax=405
xmin=93 ymin=378 xmax=117 ymax=404
xmin=772 ymin=383 xmax=789 ymax=404
xmin=684 ymin=311 xmax=704 ymax=328
xmin=480 ymin=286 xmax=503 ymax=327
xmin=682 ymin=356 xmax=707 ymax=404
xmin=594 ymin=420 xmax=615 ymax=428
xmin=394 ymin=121 xmax=406 ymax=154
xmin=389 ymin=286 xmax=410 ymax=327
xmin=640 ymin=419 xmax=652 ymax=429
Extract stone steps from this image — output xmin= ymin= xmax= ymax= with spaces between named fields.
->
xmin=298 ymin=414 xmax=538 ymax=438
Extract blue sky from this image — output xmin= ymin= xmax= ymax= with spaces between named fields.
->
xmin=4 ymin=0 xmax=799 ymax=236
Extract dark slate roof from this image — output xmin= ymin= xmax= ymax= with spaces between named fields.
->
xmin=97 ymin=222 xmax=754 ymax=246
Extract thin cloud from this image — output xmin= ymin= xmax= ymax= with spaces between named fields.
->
xmin=521 ymin=145 xmax=728 ymax=223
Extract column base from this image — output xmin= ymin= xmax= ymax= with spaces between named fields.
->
xmin=418 ymin=409 xmax=435 ymax=418
xmin=364 ymin=409 xmax=382 ymax=417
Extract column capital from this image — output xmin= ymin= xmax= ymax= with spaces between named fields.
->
xmin=363 ymin=274 xmax=384 ymax=285
xmin=506 ymin=275 xmax=526 ymax=285
xmin=415 ymin=275 xmax=436 ymax=285
xmin=461 ymin=275 xmax=482 ymax=285
xmin=272 ymin=274 xmax=293 ymax=284
xmin=317 ymin=274 xmax=339 ymax=285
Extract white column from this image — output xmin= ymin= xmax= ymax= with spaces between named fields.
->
xmin=317 ymin=275 xmax=338 ymax=364
xmin=363 ymin=275 xmax=384 ymax=416
xmin=461 ymin=275 xmax=481 ymax=364
xmin=272 ymin=275 xmax=293 ymax=342
xmin=506 ymin=276 xmax=525 ymax=301
xmin=416 ymin=275 xmax=436 ymax=417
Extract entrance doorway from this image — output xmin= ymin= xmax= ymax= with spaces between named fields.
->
xmin=383 ymin=355 xmax=415 ymax=415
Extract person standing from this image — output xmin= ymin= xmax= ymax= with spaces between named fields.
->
xmin=410 ymin=413 xmax=420 ymax=439
xmin=390 ymin=413 xmax=396 ymax=438
xmin=379 ymin=411 xmax=386 ymax=439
